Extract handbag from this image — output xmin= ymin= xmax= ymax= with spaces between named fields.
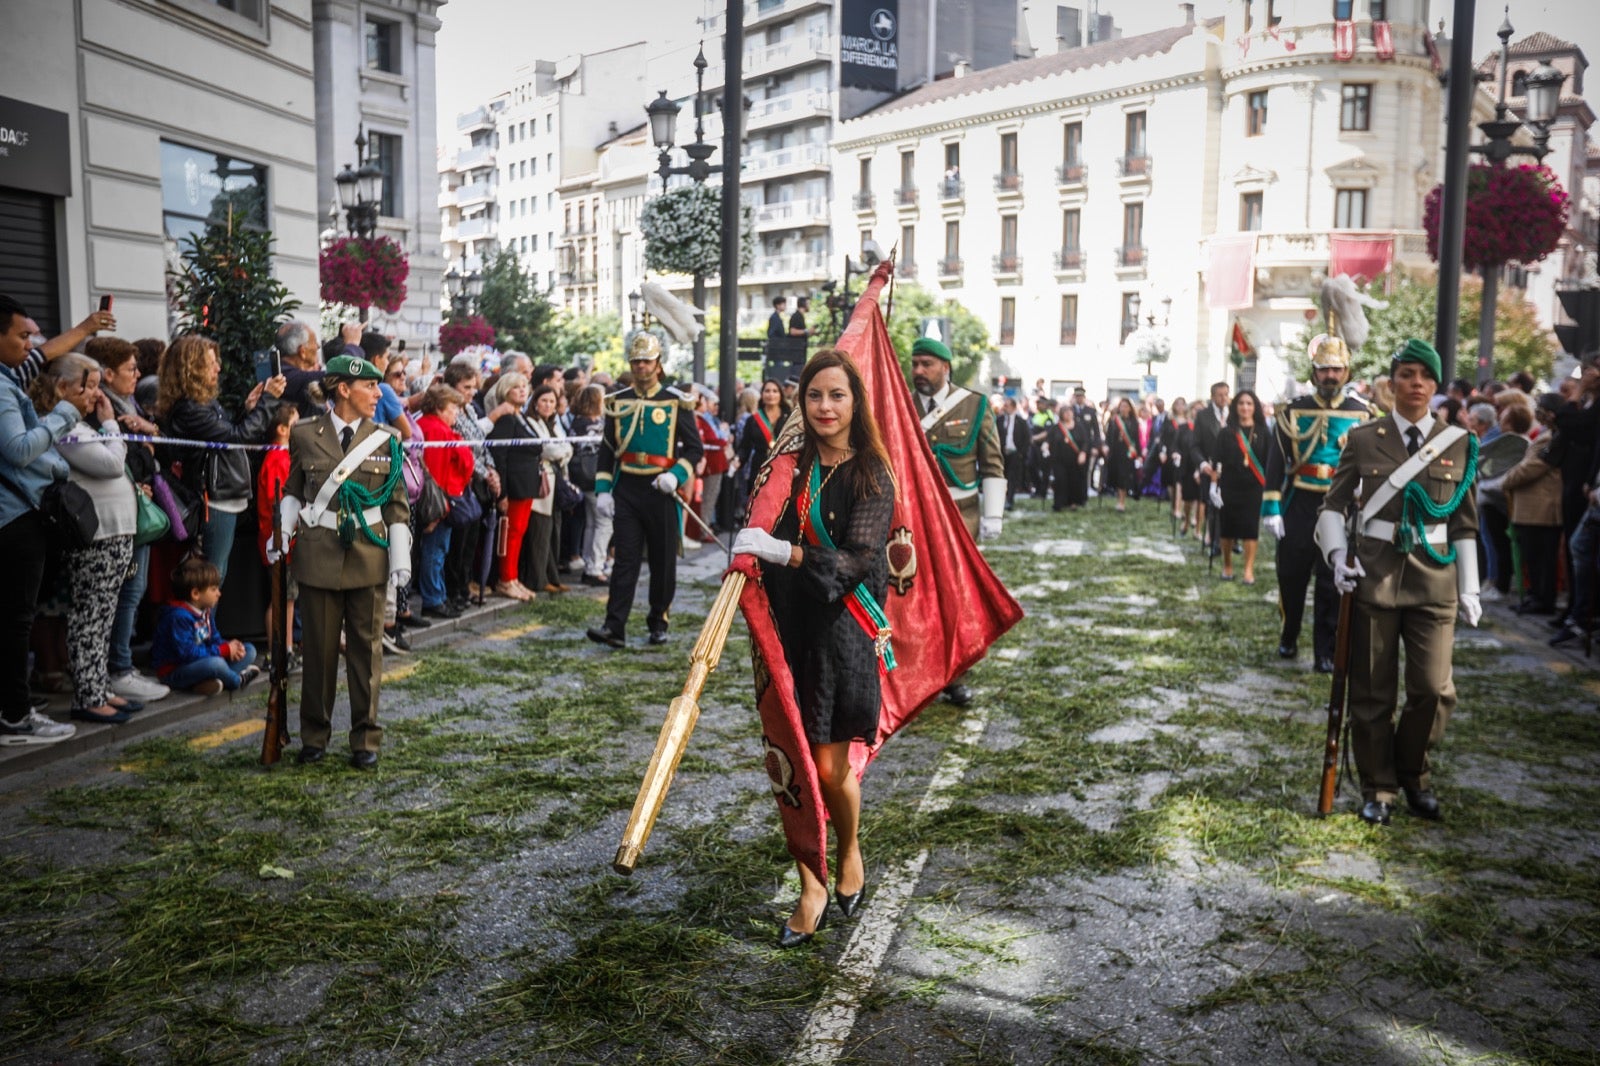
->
xmin=152 ymin=470 xmax=202 ymax=542
xmin=0 ymin=459 xmax=98 ymax=549
xmin=555 ymin=475 xmax=583 ymax=513
xmin=444 ymin=485 xmax=483 ymax=530
xmin=413 ymin=468 xmax=448 ymax=529
xmin=569 ymin=441 xmax=599 ymax=491
xmin=401 ymin=451 xmax=425 ymax=506
xmin=132 ymin=479 xmax=171 ymax=546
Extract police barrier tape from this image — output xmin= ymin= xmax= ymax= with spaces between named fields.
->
xmin=55 ymin=433 xmax=603 ymax=452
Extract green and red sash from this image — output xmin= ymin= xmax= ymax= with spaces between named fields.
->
xmin=754 ymin=407 xmax=776 ymax=447
xmin=1235 ymin=429 xmax=1266 ymax=487
xmin=796 ymin=460 xmax=897 ymax=675
xmin=1115 ymin=415 xmax=1138 ymax=459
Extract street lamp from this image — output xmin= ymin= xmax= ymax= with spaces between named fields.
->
xmin=644 ymin=45 xmax=719 ymax=385
xmin=333 ymin=124 xmax=385 ymax=240
xmin=1465 ymin=10 xmax=1568 ymax=381
xmin=443 ymin=252 xmax=481 ymax=318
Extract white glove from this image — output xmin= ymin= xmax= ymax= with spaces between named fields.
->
xmin=1458 ymin=593 xmax=1482 ymax=628
xmin=652 ymin=472 xmax=678 ymax=495
xmin=1208 ymin=483 xmax=1223 ymax=510
xmin=387 ymin=522 xmax=412 ymax=583
xmin=1262 ymin=515 xmax=1285 ymax=540
xmin=979 ymin=516 xmax=1002 ymax=541
xmin=265 ymin=543 xmax=284 ymax=565
xmin=542 ymin=440 xmax=573 ymax=463
xmin=1454 ymin=539 xmax=1481 ymax=627
xmin=1331 ymin=553 xmax=1366 ymax=595
xmin=269 ymin=497 xmax=303 ymax=564
xmin=732 ymin=527 xmax=792 ymax=565
xmin=595 ymin=493 xmax=615 ymax=519
xmin=392 ymin=570 xmax=412 ymax=589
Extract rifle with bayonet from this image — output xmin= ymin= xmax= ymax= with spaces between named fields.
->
xmin=1317 ymin=512 xmax=1357 ymax=815
xmin=260 ymin=489 xmax=291 ymax=766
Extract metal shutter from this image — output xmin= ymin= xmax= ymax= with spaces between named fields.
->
xmin=0 ymin=188 xmax=61 ymax=336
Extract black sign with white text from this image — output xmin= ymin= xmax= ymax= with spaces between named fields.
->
xmin=0 ymin=96 xmax=71 ymax=197
xmin=840 ymin=0 xmax=899 ymax=92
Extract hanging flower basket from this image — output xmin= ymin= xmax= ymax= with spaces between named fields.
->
xmin=439 ymin=315 xmax=495 ymax=357
xmin=1423 ymin=163 xmax=1570 ymax=270
xmin=319 ymin=235 xmax=409 ymax=313
xmin=639 ymin=184 xmax=755 ymax=276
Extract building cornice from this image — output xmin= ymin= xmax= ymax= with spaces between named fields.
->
xmin=834 ymin=71 xmax=1211 ymax=151
xmin=1221 ymin=51 xmax=1437 ymax=83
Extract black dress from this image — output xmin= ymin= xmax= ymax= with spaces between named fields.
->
xmin=1104 ymin=414 xmax=1141 ymax=492
xmin=760 ymin=455 xmax=894 ymax=745
xmin=1047 ymin=421 xmax=1093 ymax=509
xmin=1208 ymin=421 xmax=1274 ymax=541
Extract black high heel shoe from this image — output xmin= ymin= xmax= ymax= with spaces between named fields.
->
xmin=778 ymin=903 xmax=829 ymax=949
xmin=834 ymin=884 xmax=867 ymax=918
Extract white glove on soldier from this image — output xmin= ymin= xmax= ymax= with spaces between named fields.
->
xmin=595 ymin=493 xmax=615 ymax=519
xmin=387 ymin=523 xmax=412 ymax=587
xmin=1262 ymin=515 xmax=1285 ymax=540
xmin=979 ymin=516 xmax=1002 ymax=541
xmin=1458 ymin=593 xmax=1482 ymax=628
xmin=267 ymin=497 xmax=302 ymax=564
xmin=1455 ymin=539 xmax=1481 ymax=627
xmin=1331 ymin=553 xmax=1366 ymax=595
xmin=1208 ymin=483 xmax=1223 ymax=510
xmin=732 ymin=527 xmax=792 ymax=566
xmin=652 ymin=472 xmax=678 ymax=495
xmin=392 ymin=570 xmax=412 ymax=589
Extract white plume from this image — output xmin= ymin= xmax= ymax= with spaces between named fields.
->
xmin=640 ymin=279 xmax=704 ymax=346
xmin=1321 ymin=273 xmax=1388 ymax=352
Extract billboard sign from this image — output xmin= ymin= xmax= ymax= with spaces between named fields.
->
xmin=841 ymin=0 xmax=899 ymax=92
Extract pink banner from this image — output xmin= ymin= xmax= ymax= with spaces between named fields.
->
xmin=1206 ymin=235 xmax=1256 ymax=310
xmin=1329 ymin=233 xmax=1395 ymax=287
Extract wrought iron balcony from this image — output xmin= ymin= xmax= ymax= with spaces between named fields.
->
xmin=936 ymin=255 xmax=963 ymax=277
xmin=1055 ymin=162 xmax=1087 ymax=186
xmin=1053 ymin=248 xmax=1084 ymax=271
xmin=1116 ymin=245 xmax=1146 ymax=267
xmin=994 ymin=169 xmax=1023 ymax=193
xmin=1117 ymin=154 xmax=1152 ymax=178
xmin=939 ymin=178 xmax=964 ymax=201
xmin=896 ymin=259 xmax=917 ymax=279
xmin=852 ymin=190 xmax=875 ymax=210
xmin=992 ymin=253 xmax=1022 ymax=276
xmin=894 ymin=185 xmax=918 ymax=206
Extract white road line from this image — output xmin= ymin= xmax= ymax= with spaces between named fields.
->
xmin=788 ymin=705 xmax=991 ymax=1065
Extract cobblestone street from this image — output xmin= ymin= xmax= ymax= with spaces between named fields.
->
xmin=2 ymin=500 xmax=1597 ymax=1065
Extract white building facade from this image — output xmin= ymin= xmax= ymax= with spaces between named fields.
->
xmin=832 ymin=0 xmax=1460 ymax=401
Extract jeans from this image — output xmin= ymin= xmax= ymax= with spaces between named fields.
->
xmin=1569 ymin=505 xmax=1600 ymax=626
xmin=0 ymin=512 xmax=49 ymax=724
xmin=419 ymin=524 xmax=451 ymax=608
xmin=109 ymin=542 xmax=151 ymax=675
xmin=200 ymin=507 xmax=241 ymax=584
xmin=165 ymin=643 xmax=257 ymax=692
xmin=581 ymin=492 xmax=613 ymax=577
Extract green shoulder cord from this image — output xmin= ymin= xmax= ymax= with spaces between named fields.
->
xmin=1397 ymin=433 xmax=1478 ymax=565
xmin=335 ymin=435 xmax=405 ymax=548
xmin=931 ymin=393 xmax=990 ymax=491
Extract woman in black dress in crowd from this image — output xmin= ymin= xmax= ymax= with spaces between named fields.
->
xmin=1047 ymin=403 xmax=1093 ymax=511
xmin=1206 ymin=389 xmax=1274 ymax=583
xmin=731 ymin=350 xmax=895 ymax=948
xmin=1103 ymin=396 xmax=1141 ymax=512
xmin=1162 ymin=397 xmax=1193 ymax=533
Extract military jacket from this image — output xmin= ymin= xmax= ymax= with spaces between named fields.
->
xmin=1263 ymin=392 xmax=1369 ymax=516
xmin=284 ymin=416 xmax=408 ymax=591
xmin=923 ymin=386 xmax=1005 ymax=497
xmin=596 ymin=381 xmax=703 ymax=492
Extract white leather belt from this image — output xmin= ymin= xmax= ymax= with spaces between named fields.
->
xmin=1363 ymin=519 xmax=1447 ymax=546
xmin=947 ymin=485 xmax=978 ymax=501
xmin=310 ymin=506 xmax=383 ymax=532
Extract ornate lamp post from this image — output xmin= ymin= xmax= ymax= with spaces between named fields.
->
xmin=443 ymin=251 xmax=482 ymax=319
xmin=645 ymin=45 xmax=718 ymax=384
xmin=333 ymin=124 xmax=384 ymax=241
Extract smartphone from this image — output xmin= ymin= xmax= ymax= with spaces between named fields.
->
xmin=253 ymin=348 xmax=274 ymax=383
xmin=98 ymin=294 xmax=113 ymax=313
xmin=270 ymin=350 xmax=282 ymax=379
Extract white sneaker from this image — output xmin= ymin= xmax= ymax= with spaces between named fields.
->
xmin=109 ymin=671 xmax=171 ymax=701
xmin=0 ymin=710 xmax=77 ymax=745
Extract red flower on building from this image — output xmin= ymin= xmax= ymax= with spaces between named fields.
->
xmin=319 ymin=235 xmax=409 ymax=314
xmin=439 ymin=315 xmax=495 ymax=356
xmin=1423 ymin=163 xmax=1570 ymax=270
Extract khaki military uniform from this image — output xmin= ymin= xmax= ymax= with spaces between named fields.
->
xmin=920 ymin=385 xmax=1004 ymax=538
xmin=285 ymin=416 xmax=409 ymax=754
xmin=1319 ymin=415 xmax=1478 ymax=804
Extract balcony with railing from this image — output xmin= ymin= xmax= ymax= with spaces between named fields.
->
xmin=752 ymin=198 xmax=830 ymax=231
xmin=1055 ymin=162 xmax=1087 ymax=188
xmin=1115 ymin=245 xmax=1147 ymax=272
xmin=992 ymin=253 xmax=1022 ymax=279
xmin=1117 ymin=154 xmax=1152 ymax=180
xmin=1249 ymin=228 xmax=1429 ymax=270
xmin=454 ymin=182 xmax=493 ymax=207
xmin=746 ymin=88 xmax=832 ymax=132
xmin=894 ymin=185 xmax=918 ymax=207
xmin=457 ymin=105 xmax=494 ymax=133
xmin=748 ymin=250 xmax=830 ymax=280
xmin=455 ymin=143 xmax=495 ymax=171
xmin=936 ymin=255 xmax=963 ymax=279
xmin=896 ymin=259 xmax=917 ymax=279
xmin=745 ymin=35 xmax=832 ymax=79
xmin=852 ymin=190 xmax=875 ymax=212
xmin=1053 ymin=248 xmax=1084 ymax=275
xmin=938 ymin=178 xmax=964 ymax=202
xmin=456 ymin=216 xmax=493 ymax=240
xmin=744 ymin=143 xmax=830 ymax=178
xmin=1060 ymin=324 xmax=1078 ymax=345
xmin=994 ymin=169 xmax=1023 ymax=196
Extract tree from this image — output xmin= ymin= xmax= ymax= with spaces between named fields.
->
xmin=1285 ymin=270 xmax=1556 ymax=385
xmin=550 ymin=312 xmax=623 ymax=369
xmin=639 ymin=184 xmax=755 ymax=276
xmin=476 ymin=247 xmax=558 ymax=353
xmin=879 ymin=282 xmax=990 ymax=387
xmin=169 ymin=224 xmax=301 ymax=415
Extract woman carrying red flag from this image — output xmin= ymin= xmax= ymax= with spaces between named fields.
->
xmin=1207 ymin=389 xmax=1275 ymax=584
xmin=731 ymin=350 xmax=897 ymax=949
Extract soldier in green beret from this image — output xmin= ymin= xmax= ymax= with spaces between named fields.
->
xmin=272 ymin=354 xmax=410 ymax=770
xmin=1316 ymin=338 xmax=1480 ymax=826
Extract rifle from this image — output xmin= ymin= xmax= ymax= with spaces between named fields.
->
xmin=613 ymin=570 xmax=746 ymax=874
xmin=260 ymin=489 xmax=292 ymax=766
xmin=1317 ymin=518 xmax=1358 ymax=815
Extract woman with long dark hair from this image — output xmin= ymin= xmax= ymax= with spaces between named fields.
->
xmin=1163 ymin=397 xmax=1194 ymax=534
xmin=1207 ymin=389 xmax=1274 ymax=583
xmin=1103 ymin=396 xmax=1141 ymax=512
xmin=737 ymin=379 xmax=791 ymax=500
xmin=731 ymin=349 xmax=896 ymax=949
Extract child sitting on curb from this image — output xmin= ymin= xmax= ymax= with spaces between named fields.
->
xmin=151 ymin=557 xmax=262 ymax=696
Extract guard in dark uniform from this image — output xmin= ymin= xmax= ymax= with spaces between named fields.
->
xmin=1262 ymin=333 xmax=1369 ymax=671
xmin=586 ymin=333 xmax=703 ymax=648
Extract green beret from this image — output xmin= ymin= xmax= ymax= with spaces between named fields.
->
xmin=911 ymin=337 xmax=952 ymax=363
xmin=1390 ymin=338 xmax=1442 ymax=383
xmin=324 ymin=354 xmax=382 ymax=381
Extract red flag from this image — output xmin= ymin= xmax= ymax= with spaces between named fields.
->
xmin=1231 ymin=319 xmax=1254 ymax=360
xmin=730 ymin=262 xmax=1023 ymax=885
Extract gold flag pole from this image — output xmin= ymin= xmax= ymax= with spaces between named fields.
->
xmin=612 ymin=570 xmax=748 ymax=875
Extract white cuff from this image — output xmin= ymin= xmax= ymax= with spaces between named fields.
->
xmin=278 ymin=497 xmax=303 ymax=548
xmin=388 ymin=521 xmax=413 ymax=576
xmin=980 ymin=477 xmax=1007 ymax=521
xmin=1454 ymin=539 xmax=1480 ymax=597
xmin=1315 ymin=510 xmax=1348 ymax=567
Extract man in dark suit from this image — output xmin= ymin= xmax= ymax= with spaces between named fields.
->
xmin=995 ymin=396 xmax=1031 ymax=509
xmin=767 ymin=297 xmax=787 ymax=341
xmin=1192 ymin=381 xmax=1231 ymax=551
xmin=274 ymin=355 xmax=410 ymax=769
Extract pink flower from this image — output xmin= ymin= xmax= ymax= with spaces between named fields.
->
xmin=1424 ymin=164 xmax=1570 ymax=269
